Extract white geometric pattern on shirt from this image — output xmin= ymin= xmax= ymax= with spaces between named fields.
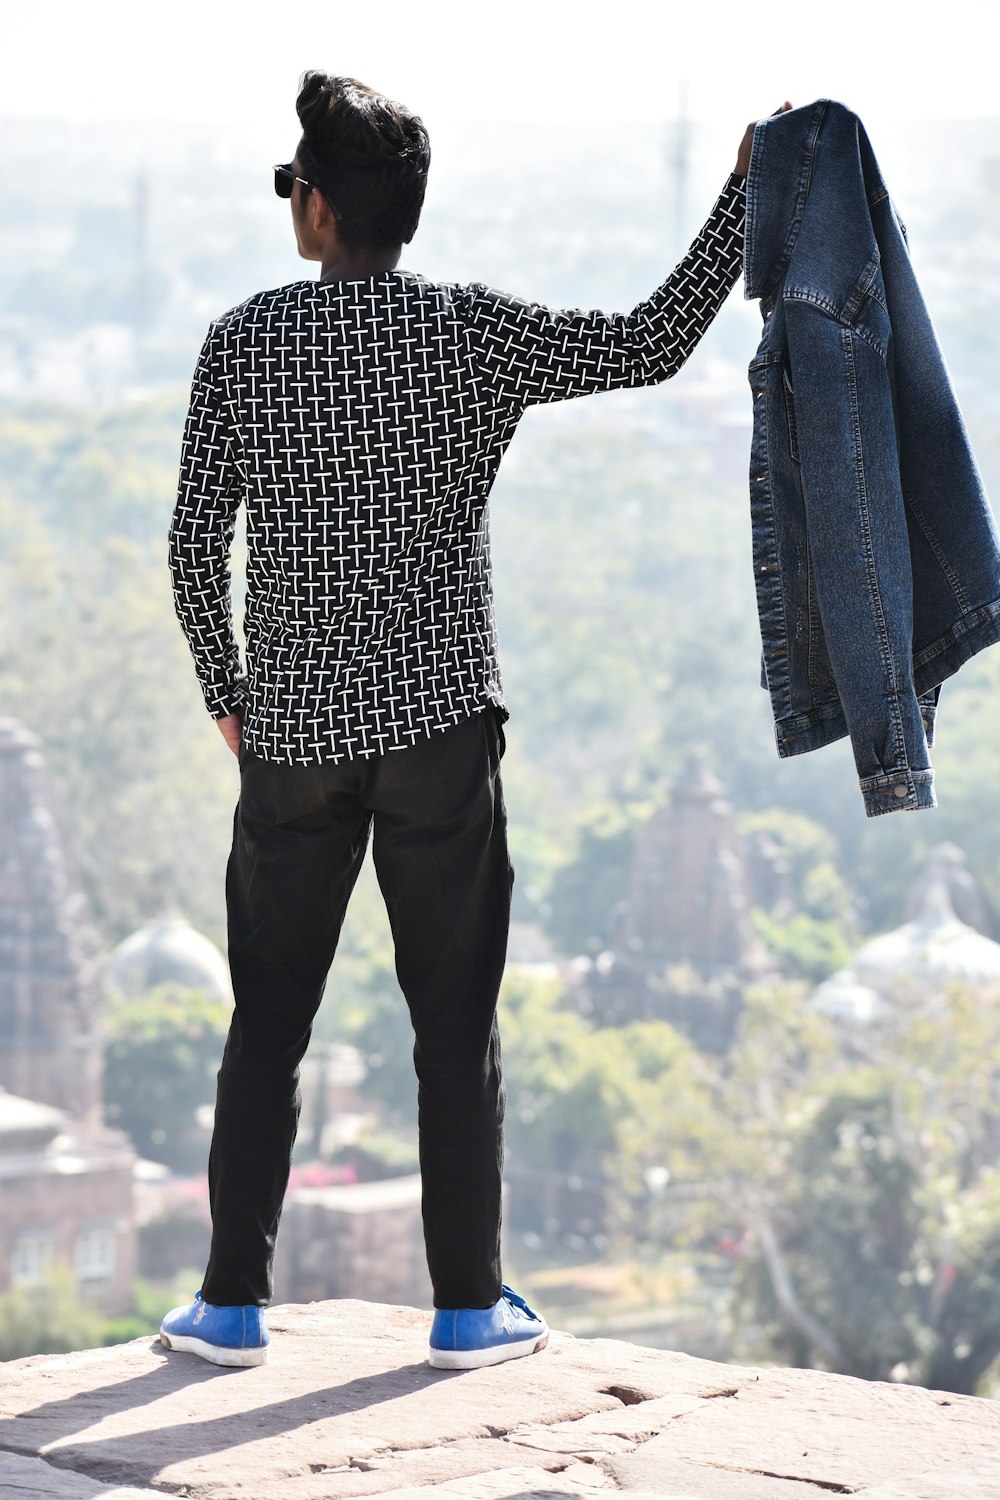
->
xmin=168 ymin=175 xmax=746 ymax=766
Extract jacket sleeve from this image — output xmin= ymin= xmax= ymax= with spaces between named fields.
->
xmin=456 ymin=174 xmax=746 ymax=412
xmin=168 ymin=328 xmax=246 ymax=719
xmin=782 ymin=295 xmax=936 ymax=813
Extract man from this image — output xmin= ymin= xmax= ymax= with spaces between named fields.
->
xmin=162 ymin=71 xmax=783 ymax=1370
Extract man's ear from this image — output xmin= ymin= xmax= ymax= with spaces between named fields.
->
xmin=310 ymin=189 xmax=336 ymax=235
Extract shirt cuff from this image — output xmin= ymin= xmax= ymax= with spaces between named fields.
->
xmin=207 ymin=684 xmax=245 ymax=720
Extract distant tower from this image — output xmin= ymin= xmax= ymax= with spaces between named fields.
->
xmin=576 ymin=749 xmax=771 ymax=1052
xmin=618 ymin=749 xmax=758 ymax=971
xmin=0 ymin=721 xmax=104 ymax=1121
xmin=132 ymin=169 xmax=151 ymax=356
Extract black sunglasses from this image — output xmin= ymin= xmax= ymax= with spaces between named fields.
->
xmin=273 ymin=163 xmax=344 ymax=220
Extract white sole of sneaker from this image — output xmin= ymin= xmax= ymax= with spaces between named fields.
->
xmin=159 ymin=1331 xmax=269 ymax=1368
xmin=428 ymin=1331 xmax=549 ymax=1370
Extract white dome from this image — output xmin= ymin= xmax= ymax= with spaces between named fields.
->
xmin=810 ymin=968 xmax=890 ymax=1026
xmin=853 ymin=875 xmax=1000 ymax=992
xmin=105 ymin=914 xmax=233 ymax=1004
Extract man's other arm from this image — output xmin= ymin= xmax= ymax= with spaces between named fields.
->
xmin=168 ymin=329 xmax=245 ymax=741
xmin=456 ymin=172 xmax=746 ymax=413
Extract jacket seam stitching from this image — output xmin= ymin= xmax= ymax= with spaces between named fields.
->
xmin=784 ymin=288 xmax=888 ymax=359
xmin=901 ymin=487 xmax=971 ymax=615
xmin=913 ymin=599 xmax=1000 ymax=670
xmin=851 ymin=322 xmax=889 ymax=361
xmin=842 ymin=327 xmax=907 ymax=767
xmin=842 ymin=251 xmax=883 ymax=325
xmin=805 ymin=536 xmax=827 ymax=702
xmin=750 ymin=100 xmax=828 ymax=303
xmin=752 ymin=397 xmax=792 ymax=710
xmin=784 ymin=289 xmax=842 ymax=319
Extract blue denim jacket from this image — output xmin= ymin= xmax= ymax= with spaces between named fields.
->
xmin=744 ymin=100 xmax=1000 ymax=817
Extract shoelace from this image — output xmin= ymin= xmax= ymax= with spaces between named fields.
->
xmin=500 ymin=1285 xmax=540 ymax=1321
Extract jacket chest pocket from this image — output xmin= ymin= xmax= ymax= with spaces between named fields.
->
xmin=782 ymin=368 xmax=800 ymax=463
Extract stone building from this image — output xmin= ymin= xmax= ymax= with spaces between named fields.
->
xmin=0 ymin=720 xmax=104 ymax=1120
xmin=0 ymin=1089 xmax=137 ymax=1310
xmin=811 ymin=844 xmax=1000 ymax=1034
xmin=573 ymin=751 xmax=773 ymax=1053
xmin=274 ymin=1175 xmax=430 ymax=1308
xmin=0 ymin=718 xmax=137 ymax=1308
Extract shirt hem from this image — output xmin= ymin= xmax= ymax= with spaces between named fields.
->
xmin=240 ymin=692 xmax=506 ymax=767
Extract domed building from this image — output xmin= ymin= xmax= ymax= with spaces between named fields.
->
xmin=105 ymin=912 xmax=233 ymax=1005
xmin=811 ymin=845 xmax=1000 ymax=1032
xmin=101 ymin=913 xmax=233 ymax=1177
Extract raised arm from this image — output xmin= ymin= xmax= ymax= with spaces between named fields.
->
xmin=168 ymin=328 xmax=245 ymax=723
xmin=456 ymin=172 xmax=747 ymax=413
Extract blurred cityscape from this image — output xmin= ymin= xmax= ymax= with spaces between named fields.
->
xmin=2 ymin=112 xmax=1000 ymax=1392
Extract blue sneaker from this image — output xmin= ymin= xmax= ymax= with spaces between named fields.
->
xmin=159 ymin=1290 xmax=269 ymax=1368
xmin=428 ymin=1284 xmax=549 ymax=1369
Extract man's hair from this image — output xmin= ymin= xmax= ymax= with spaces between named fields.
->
xmin=295 ymin=72 xmax=430 ymax=246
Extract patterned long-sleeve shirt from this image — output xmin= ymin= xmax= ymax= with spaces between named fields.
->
xmin=168 ymin=173 xmax=746 ymax=765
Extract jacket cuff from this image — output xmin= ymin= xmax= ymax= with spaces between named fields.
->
xmin=860 ymin=768 xmax=936 ymax=817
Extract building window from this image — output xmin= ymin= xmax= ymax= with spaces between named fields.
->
xmin=75 ymin=1225 xmax=116 ymax=1281
xmin=11 ymin=1229 xmax=57 ymax=1287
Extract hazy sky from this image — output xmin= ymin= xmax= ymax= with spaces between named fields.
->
xmin=4 ymin=0 xmax=996 ymax=147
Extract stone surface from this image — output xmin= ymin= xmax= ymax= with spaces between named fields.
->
xmin=0 ymin=1452 xmax=161 ymax=1497
xmin=1 ymin=1299 xmax=999 ymax=1499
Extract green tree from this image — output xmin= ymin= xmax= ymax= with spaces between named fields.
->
xmin=0 ymin=1269 xmax=104 ymax=1362
xmin=739 ymin=807 xmax=861 ymax=982
xmin=0 ymin=506 xmax=241 ymax=946
xmin=543 ymin=795 xmax=652 ymax=956
xmin=733 ymin=1079 xmax=924 ymax=1379
xmin=103 ymin=985 xmax=231 ymax=1170
xmin=924 ymin=1166 xmax=1000 ymax=1393
xmin=500 ymin=969 xmax=714 ymax=1242
xmin=625 ymin=976 xmax=1000 ymax=1394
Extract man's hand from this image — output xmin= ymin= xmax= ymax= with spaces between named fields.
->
xmin=217 ymin=710 xmax=244 ymax=758
xmin=736 ymin=101 xmax=793 ymax=176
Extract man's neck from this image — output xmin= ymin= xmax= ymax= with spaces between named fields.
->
xmin=319 ymin=243 xmax=403 ymax=282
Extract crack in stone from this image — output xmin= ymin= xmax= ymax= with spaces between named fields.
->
xmin=0 ymin=1389 xmax=681 ymax=1494
xmin=310 ymin=1456 xmax=382 ymax=1474
xmin=481 ymin=1398 xmax=632 ymax=1446
xmin=303 ymin=1421 xmax=591 ymax=1479
xmin=746 ymin=1473 xmax=852 ymax=1495
xmin=706 ymin=1459 xmax=854 ymax=1494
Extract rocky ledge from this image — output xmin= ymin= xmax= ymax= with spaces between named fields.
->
xmin=1 ymin=1299 xmax=999 ymax=1499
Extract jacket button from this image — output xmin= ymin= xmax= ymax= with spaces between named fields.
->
xmin=893 ymin=785 xmax=909 ymax=798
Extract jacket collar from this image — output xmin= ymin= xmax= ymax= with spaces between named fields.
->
xmin=744 ymin=99 xmax=884 ymax=309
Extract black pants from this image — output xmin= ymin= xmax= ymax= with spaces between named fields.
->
xmin=200 ymin=707 xmax=511 ymax=1311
